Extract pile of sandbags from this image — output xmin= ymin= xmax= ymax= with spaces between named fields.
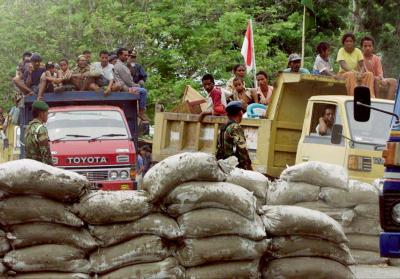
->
xmin=72 ymin=190 xmax=184 ymax=278
xmin=144 ymin=152 xmax=269 ymax=278
xmin=268 ymin=161 xmax=386 ymax=265
xmin=259 ymin=205 xmax=355 ymax=278
xmin=0 ymin=159 xmax=94 ymax=277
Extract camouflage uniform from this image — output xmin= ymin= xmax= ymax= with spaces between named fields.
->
xmin=216 ymin=120 xmax=252 ymax=170
xmin=24 ymin=118 xmax=53 ymax=165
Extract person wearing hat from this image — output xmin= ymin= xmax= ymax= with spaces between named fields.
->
xmin=128 ymin=49 xmax=147 ymax=86
xmin=24 ymin=100 xmax=53 ymax=165
xmin=283 ymin=53 xmax=310 ymax=74
xmin=13 ymin=53 xmax=46 ymax=96
xmin=71 ymin=55 xmax=100 ymax=91
xmin=216 ymin=101 xmax=252 ymax=170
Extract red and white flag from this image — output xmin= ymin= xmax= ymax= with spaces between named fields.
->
xmin=241 ymin=20 xmax=254 ymax=73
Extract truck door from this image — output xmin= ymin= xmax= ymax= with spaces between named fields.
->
xmin=296 ymin=102 xmax=346 ymax=166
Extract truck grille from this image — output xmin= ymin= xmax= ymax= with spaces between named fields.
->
xmin=76 ymin=170 xmax=108 ymax=181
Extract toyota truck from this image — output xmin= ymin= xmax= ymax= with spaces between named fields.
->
xmin=13 ymin=91 xmax=139 ymax=190
xmin=152 ymin=73 xmax=393 ymax=182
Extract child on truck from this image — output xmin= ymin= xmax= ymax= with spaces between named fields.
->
xmin=198 ymin=74 xmax=233 ymax=122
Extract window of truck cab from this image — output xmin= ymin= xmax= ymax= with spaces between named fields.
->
xmin=304 ymin=102 xmax=343 ymax=145
xmin=46 ymin=110 xmax=129 ymax=141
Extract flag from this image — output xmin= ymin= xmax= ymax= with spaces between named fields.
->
xmin=241 ymin=20 xmax=254 ymax=73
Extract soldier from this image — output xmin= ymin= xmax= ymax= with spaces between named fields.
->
xmin=216 ymin=101 xmax=252 ymax=170
xmin=24 ymin=100 xmax=53 ymax=165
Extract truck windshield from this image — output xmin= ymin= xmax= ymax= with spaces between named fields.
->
xmin=346 ymin=101 xmax=394 ymax=145
xmin=47 ymin=110 xmax=129 ymax=141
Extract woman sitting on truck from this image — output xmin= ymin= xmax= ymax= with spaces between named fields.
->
xmin=256 ymin=71 xmax=274 ymax=105
xmin=336 ymin=33 xmax=375 ymax=97
xmin=226 ymin=64 xmax=250 ymax=94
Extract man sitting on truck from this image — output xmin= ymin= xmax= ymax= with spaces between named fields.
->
xmin=198 ymin=74 xmax=233 ymax=122
xmin=114 ymin=47 xmax=149 ymax=121
xmin=316 ymin=105 xmax=335 ymax=136
xmin=283 ymin=54 xmax=310 ymax=74
xmin=14 ymin=54 xmax=46 ymax=96
xmin=58 ymin=59 xmax=75 ymax=91
xmin=361 ymin=36 xmax=397 ymax=100
xmin=71 ymin=55 xmax=100 ymax=91
xmin=91 ymin=50 xmax=121 ymax=95
xmin=37 ymin=62 xmax=64 ymax=100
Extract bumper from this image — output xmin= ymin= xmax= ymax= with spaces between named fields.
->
xmin=380 ymin=232 xmax=400 ymax=258
xmin=93 ymin=180 xmax=135 ymax=190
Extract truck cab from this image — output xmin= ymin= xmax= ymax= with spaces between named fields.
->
xmin=19 ymin=91 xmax=139 ymax=190
xmin=296 ymin=96 xmax=393 ymax=182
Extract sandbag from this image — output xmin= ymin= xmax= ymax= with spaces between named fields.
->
xmin=177 ymin=208 xmax=266 ymax=240
xmin=89 ymin=213 xmax=182 ymax=247
xmin=142 ymin=152 xmax=233 ymax=202
xmin=72 ymin=190 xmax=153 ymax=225
xmin=347 ymin=234 xmax=379 ymax=252
xmin=269 ymin=236 xmax=354 ymax=265
xmin=0 ymin=230 xmax=10 ymax=257
xmin=164 ymin=181 xmax=256 ymax=219
xmin=176 ymin=236 xmax=270 ymax=267
xmin=389 ymin=258 xmax=400 ymax=266
xmin=13 ymin=273 xmax=89 ymax=279
xmin=354 ymin=204 xmax=379 ymax=219
xmin=185 ymin=260 xmax=260 ymax=279
xmin=266 ymin=180 xmax=320 ymax=205
xmin=262 ymin=257 xmax=355 ymax=279
xmin=0 ymin=159 xmax=89 ymax=203
xmin=293 ymin=201 xmax=355 ymax=225
xmin=280 ymin=161 xmax=348 ymax=190
xmin=3 ymin=244 xmax=90 ymax=273
xmin=226 ymin=168 xmax=268 ymax=200
xmin=351 ymin=249 xmax=388 ymax=265
xmin=259 ymin=205 xmax=348 ymax=244
xmin=319 ymin=180 xmax=378 ymax=207
xmin=0 ymin=196 xmax=83 ymax=227
xmin=90 ymin=235 xmax=172 ymax=274
xmin=0 ymin=260 xmax=6 ymax=274
xmin=343 ymin=217 xmax=381 ymax=235
xmin=8 ymin=222 xmax=98 ymax=251
xmin=99 ymin=257 xmax=184 ymax=279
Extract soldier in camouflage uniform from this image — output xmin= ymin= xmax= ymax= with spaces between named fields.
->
xmin=216 ymin=101 xmax=252 ymax=170
xmin=24 ymin=100 xmax=53 ymax=165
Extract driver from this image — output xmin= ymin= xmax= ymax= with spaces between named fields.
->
xmin=316 ymin=105 xmax=335 ymax=136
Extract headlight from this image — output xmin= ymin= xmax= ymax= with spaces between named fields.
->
xmin=119 ymin=170 xmax=129 ymax=180
xmin=392 ymin=203 xmax=400 ymax=224
xmin=348 ymin=155 xmax=372 ymax=172
xmin=109 ymin=171 xmax=118 ymax=180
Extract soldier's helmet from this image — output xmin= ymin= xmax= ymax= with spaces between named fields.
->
xmin=226 ymin=101 xmax=244 ymax=115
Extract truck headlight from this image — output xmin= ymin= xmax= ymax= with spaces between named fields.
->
xmin=392 ymin=203 xmax=400 ymax=224
xmin=348 ymin=155 xmax=372 ymax=172
xmin=119 ymin=170 xmax=129 ymax=180
xmin=109 ymin=171 xmax=118 ymax=180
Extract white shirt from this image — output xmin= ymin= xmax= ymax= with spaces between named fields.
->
xmin=313 ymin=55 xmax=333 ymax=74
xmin=91 ymin=62 xmax=114 ymax=81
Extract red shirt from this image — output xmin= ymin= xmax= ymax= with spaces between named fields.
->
xmin=209 ymin=87 xmax=226 ymax=115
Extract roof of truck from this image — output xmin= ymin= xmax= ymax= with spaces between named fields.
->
xmin=49 ymin=105 xmax=124 ymax=112
xmin=309 ymin=95 xmax=395 ymax=104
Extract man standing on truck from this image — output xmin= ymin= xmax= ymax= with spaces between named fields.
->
xmin=24 ymin=100 xmax=53 ymax=166
xmin=216 ymin=101 xmax=252 ymax=170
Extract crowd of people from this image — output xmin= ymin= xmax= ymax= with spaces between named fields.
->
xmin=200 ymin=33 xmax=398 ymax=119
xmin=11 ymin=48 xmax=150 ymax=121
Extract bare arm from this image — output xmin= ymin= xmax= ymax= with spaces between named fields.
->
xmin=198 ymin=111 xmax=212 ymax=122
xmin=318 ymin=117 xmax=328 ymax=135
xmin=250 ymin=89 xmax=259 ymax=103
xmin=358 ymin=60 xmax=366 ymax=73
xmin=338 ymin=60 xmax=352 ymax=72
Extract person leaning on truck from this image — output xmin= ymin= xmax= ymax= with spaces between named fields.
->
xmin=316 ymin=105 xmax=335 ymax=136
xmin=24 ymin=100 xmax=53 ymax=166
xmin=216 ymin=101 xmax=252 ymax=170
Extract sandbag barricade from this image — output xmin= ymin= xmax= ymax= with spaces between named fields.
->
xmin=267 ymin=161 xmax=388 ymax=266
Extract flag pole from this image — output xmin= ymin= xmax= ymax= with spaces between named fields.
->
xmin=301 ymin=5 xmax=306 ymax=68
xmin=250 ymin=18 xmax=257 ymax=87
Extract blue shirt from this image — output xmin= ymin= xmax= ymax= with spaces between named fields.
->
xmin=24 ymin=68 xmax=46 ymax=87
xmin=137 ymin=155 xmax=144 ymax=173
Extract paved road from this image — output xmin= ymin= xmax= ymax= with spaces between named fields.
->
xmin=351 ymin=265 xmax=400 ymax=279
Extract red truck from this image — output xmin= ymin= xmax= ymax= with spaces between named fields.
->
xmin=22 ymin=91 xmax=139 ymax=190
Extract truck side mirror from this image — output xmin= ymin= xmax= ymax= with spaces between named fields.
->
xmin=354 ymin=86 xmax=371 ymax=122
xmin=331 ymin=124 xmax=343 ymax=144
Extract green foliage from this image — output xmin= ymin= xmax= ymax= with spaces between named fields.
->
xmin=0 ymin=0 xmax=398 ymax=113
